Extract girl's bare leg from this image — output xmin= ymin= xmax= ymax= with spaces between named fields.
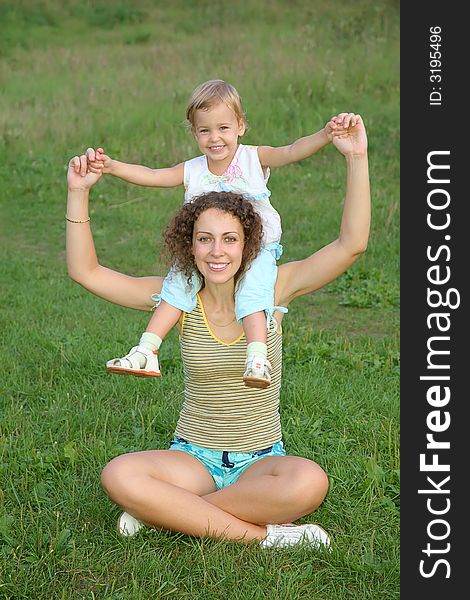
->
xmin=242 ymin=312 xmax=271 ymax=387
xmin=243 ymin=311 xmax=267 ymax=345
xmin=145 ymin=300 xmax=182 ymax=339
xmin=101 ymin=450 xmax=267 ymax=542
xmin=107 ymin=301 xmax=182 ymax=373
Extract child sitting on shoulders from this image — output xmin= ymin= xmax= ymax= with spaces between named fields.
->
xmin=89 ymin=79 xmax=346 ymax=388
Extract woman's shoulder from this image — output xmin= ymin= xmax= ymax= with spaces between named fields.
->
xmin=274 ymin=260 xmax=307 ymax=309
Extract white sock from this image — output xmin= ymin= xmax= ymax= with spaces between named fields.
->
xmin=133 ymin=332 xmax=162 ymax=368
xmin=246 ymin=341 xmax=267 ymax=359
xmin=139 ymin=332 xmax=162 ymax=352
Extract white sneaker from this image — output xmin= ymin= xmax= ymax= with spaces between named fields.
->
xmin=107 ymin=345 xmax=161 ymax=378
xmin=260 ymin=523 xmax=331 ymax=550
xmin=243 ymin=354 xmax=271 ymax=389
xmin=117 ymin=512 xmax=143 ymax=537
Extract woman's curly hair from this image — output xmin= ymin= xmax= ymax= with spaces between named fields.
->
xmin=163 ymin=191 xmax=263 ymax=286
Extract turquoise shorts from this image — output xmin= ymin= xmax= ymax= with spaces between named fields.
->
xmin=169 ymin=436 xmax=286 ymax=490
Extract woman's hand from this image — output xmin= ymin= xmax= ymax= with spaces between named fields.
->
xmin=67 ymin=149 xmax=103 ymax=191
xmin=327 ymin=113 xmax=367 ymax=157
xmin=276 ymin=113 xmax=370 ymax=306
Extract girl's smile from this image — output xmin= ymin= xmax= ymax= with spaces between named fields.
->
xmin=193 ymin=103 xmax=245 ymax=175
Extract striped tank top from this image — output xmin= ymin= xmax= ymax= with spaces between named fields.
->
xmin=174 ymin=295 xmax=283 ymax=452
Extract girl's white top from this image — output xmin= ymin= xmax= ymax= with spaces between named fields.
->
xmin=183 ymin=144 xmax=282 ymax=245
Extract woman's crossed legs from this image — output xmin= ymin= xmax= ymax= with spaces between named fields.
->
xmin=101 ymin=448 xmax=329 ymax=543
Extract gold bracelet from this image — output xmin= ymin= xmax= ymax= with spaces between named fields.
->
xmin=65 ymin=215 xmax=90 ymax=223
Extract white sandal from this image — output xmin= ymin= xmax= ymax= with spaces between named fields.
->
xmin=106 ymin=345 xmax=161 ymax=377
xmin=243 ymin=354 xmax=271 ymax=389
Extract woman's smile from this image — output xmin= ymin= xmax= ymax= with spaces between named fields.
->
xmin=207 ymin=262 xmax=229 ymax=271
xmin=193 ymin=208 xmax=244 ymax=283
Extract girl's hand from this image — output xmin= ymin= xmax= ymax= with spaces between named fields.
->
xmin=67 ymin=148 xmax=103 ymax=191
xmin=89 ymin=147 xmax=114 ymax=174
xmin=327 ymin=113 xmax=367 ymax=157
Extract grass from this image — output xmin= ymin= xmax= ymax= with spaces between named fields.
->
xmin=0 ymin=1 xmax=399 ymax=598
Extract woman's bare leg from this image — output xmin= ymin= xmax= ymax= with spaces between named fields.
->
xmin=101 ymin=449 xmax=267 ymax=542
xmin=202 ymin=456 xmax=329 ymax=525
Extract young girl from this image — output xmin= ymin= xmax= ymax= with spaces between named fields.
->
xmin=90 ymin=80 xmax=341 ymax=388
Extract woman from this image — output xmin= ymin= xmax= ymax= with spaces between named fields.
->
xmin=66 ymin=113 xmax=370 ymax=549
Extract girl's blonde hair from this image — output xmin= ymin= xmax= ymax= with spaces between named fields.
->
xmin=186 ymin=80 xmax=248 ymax=132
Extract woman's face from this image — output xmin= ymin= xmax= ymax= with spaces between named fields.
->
xmin=192 ymin=208 xmax=245 ymax=284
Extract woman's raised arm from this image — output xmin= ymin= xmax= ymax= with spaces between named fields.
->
xmin=66 ymin=151 xmax=163 ymax=311
xmin=275 ymin=114 xmax=370 ymax=306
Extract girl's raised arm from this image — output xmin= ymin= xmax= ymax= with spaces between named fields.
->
xmin=275 ymin=115 xmax=370 ymax=306
xmin=66 ymin=152 xmax=163 ymax=311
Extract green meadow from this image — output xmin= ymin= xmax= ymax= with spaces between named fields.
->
xmin=0 ymin=1 xmax=399 ymax=598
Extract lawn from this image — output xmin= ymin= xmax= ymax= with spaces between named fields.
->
xmin=0 ymin=1 xmax=400 ymax=598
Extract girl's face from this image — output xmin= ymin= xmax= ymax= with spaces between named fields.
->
xmin=193 ymin=102 xmax=245 ymax=170
xmin=192 ymin=208 xmax=245 ymax=285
